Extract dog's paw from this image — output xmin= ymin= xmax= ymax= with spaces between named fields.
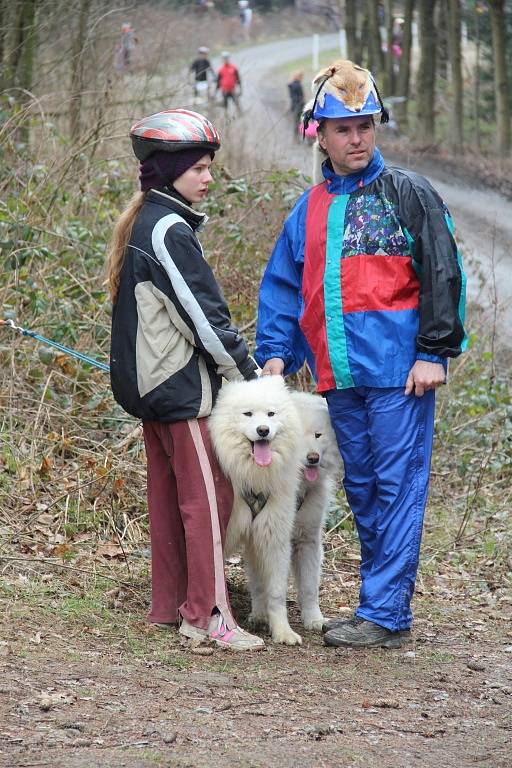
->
xmin=271 ymin=626 xmax=302 ymax=645
xmin=303 ymin=617 xmax=325 ymax=632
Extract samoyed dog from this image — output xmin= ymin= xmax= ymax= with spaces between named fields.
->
xmin=209 ymin=376 xmax=339 ymax=644
xmin=290 ymin=391 xmax=340 ymax=631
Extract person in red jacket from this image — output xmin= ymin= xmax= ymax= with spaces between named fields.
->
xmin=216 ymin=51 xmax=242 ymax=113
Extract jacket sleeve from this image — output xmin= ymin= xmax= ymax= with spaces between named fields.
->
xmin=152 ymin=220 xmax=257 ymax=381
xmin=401 ymin=177 xmax=467 ymax=359
xmin=255 ymin=215 xmax=309 ymax=375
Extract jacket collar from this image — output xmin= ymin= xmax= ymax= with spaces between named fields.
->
xmin=322 ymin=146 xmax=385 ymax=194
xmin=146 ymin=188 xmax=208 ymax=231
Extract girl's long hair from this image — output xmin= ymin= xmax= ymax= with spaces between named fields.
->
xmin=106 ymin=191 xmax=146 ymax=303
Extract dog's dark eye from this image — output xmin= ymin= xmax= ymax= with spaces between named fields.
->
xmin=315 ymin=432 xmax=322 ymax=438
xmin=267 ymin=411 xmax=275 ymax=417
xmin=243 ymin=411 xmax=253 ymax=417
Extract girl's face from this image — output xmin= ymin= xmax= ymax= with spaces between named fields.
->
xmin=173 ymin=154 xmax=213 ymax=204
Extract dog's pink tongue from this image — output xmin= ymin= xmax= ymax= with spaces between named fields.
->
xmin=305 ymin=466 xmax=319 ymax=482
xmin=253 ymin=440 xmax=272 ymax=467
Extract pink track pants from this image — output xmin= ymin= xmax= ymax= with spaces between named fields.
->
xmin=143 ymin=418 xmax=235 ymax=630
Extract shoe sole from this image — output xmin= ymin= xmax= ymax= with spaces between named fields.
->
xmin=180 ymin=628 xmax=265 ymax=652
xmin=324 ymin=631 xmax=411 ymax=649
xmin=213 ymin=639 xmax=266 ymax=652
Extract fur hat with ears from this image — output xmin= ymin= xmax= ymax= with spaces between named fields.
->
xmin=305 ymin=59 xmax=388 ymax=125
xmin=301 ymin=59 xmax=388 ymax=185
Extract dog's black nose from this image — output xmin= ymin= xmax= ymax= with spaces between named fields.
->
xmin=307 ymin=452 xmax=320 ymax=464
xmin=256 ymin=425 xmax=269 ymax=438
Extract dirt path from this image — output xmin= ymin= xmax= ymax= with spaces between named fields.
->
xmin=2 ymin=566 xmax=511 ymax=768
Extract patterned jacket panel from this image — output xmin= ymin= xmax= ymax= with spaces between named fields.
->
xmin=256 ymin=165 xmax=467 ymax=392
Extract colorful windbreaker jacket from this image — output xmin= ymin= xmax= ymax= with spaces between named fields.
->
xmin=256 ymin=150 xmax=467 ymax=392
xmin=110 ymin=189 xmax=257 ymax=422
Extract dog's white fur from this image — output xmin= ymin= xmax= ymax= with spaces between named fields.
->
xmin=209 ymin=376 xmax=339 ymax=644
xmin=289 ymin=391 xmax=340 ymax=631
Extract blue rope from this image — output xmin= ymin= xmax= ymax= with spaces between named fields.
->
xmin=1 ymin=319 xmax=110 ymax=373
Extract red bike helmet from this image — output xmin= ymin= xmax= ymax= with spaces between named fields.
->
xmin=130 ymin=109 xmax=221 ymax=162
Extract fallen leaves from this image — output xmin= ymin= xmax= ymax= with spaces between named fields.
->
xmin=94 ymin=541 xmax=126 ymax=559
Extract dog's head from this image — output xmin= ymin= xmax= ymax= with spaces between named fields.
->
xmin=209 ymin=376 xmax=300 ymax=471
xmin=290 ymin=391 xmax=340 ymax=484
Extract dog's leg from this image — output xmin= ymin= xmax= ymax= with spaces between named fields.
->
xmin=244 ymin=546 xmax=269 ymax=630
xmin=224 ymin=498 xmax=252 ymax=559
xmin=293 ymin=528 xmax=324 ymax=632
xmin=253 ymin=517 xmax=302 ymax=645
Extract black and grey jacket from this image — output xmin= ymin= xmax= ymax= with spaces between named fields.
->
xmin=110 ymin=189 xmax=257 ymax=422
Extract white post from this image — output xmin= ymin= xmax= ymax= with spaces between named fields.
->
xmin=312 ymin=33 xmax=319 ymax=71
xmin=339 ymin=28 xmax=347 ymax=57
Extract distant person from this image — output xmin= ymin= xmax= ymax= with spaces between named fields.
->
xmin=217 ymin=52 xmax=242 ymax=113
xmin=392 ymin=17 xmax=404 ymax=70
xmin=190 ymin=46 xmax=214 ymax=103
xmin=287 ymin=71 xmax=305 ymax=140
xmin=238 ymin=0 xmax=253 ymax=41
xmin=116 ymin=22 xmax=137 ymax=73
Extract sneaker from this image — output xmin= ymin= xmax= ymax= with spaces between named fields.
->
xmin=208 ymin=614 xmax=265 ymax=652
xmin=323 ymin=618 xmax=411 ymax=649
xmin=322 ymin=613 xmax=358 ymax=633
xmin=179 ymin=619 xmax=208 ymax=643
xmin=180 ymin=614 xmax=265 ymax=652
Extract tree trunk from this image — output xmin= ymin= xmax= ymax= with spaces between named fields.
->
xmin=488 ymin=0 xmax=511 ymax=155
xmin=437 ymin=0 xmax=449 ymax=80
xmin=473 ymin=3 xmax=481 ymax=150
xmin=447 ymin=0 xmax=463 ymax=152
xmin=16 ymin=0 xmax=36 ymax=143
xmin=395 ymin=0 xmax=414 ymax=128
xmin=1 ymin=0 xmax=24 ymax=90
xmin=384 ymin=0 xmax=395 ymax=94
xmin=69 ymin=0 xmax=92 ymax=142
xmin=416 ymin=0 xmax=437 ymax=143
xmin=345 ymin=0 xmax=359 ymax=62
xmin=366 ymin=0 xmax=386 ymax=89
xmin=16 ymin=0 xmax=37 ymax=91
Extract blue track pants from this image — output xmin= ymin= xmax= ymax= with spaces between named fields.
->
xmin=325 ymin=387 xmax=435 ymax=631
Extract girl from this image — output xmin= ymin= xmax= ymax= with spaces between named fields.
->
xmin=107 ymin=108 xmax=264 ymax=651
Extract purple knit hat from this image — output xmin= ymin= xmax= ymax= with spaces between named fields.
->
xmin=139 ymin=148 xmax=213 ymax=191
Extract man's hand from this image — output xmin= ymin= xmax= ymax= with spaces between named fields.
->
xmin=261 ymin=358 xmax=285 ymax=377
xmin=405 ymin=360 xmax=445 ymax=397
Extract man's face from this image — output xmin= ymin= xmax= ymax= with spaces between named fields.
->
xmin=317 ymin=116 xmax=376 ymax=176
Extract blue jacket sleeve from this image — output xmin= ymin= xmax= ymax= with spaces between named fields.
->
xmin=255 ymin=213 xmax=309 ymax=376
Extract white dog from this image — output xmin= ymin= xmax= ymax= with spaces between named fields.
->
xmin=290 ymin=391 xmax=340 ymax=631
xmin=209 ymin=376 xmax=339 ymax=644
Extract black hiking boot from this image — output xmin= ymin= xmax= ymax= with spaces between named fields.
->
xmin=322 ymin=614 xmax=357 ymax=634
xmin=323 ymin=616 xmax=411 ymax=649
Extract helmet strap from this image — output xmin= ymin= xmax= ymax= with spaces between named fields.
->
xmin=371 ymin=78 xmax=390 ymax=124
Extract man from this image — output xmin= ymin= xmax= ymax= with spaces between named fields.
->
xmin=217 ymin=52 xmax=242 ymax=113
xmin=255 ymin=59 xmax=467 ymax=649
xmin=189 ymin=46 xmax=214 ymax=103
